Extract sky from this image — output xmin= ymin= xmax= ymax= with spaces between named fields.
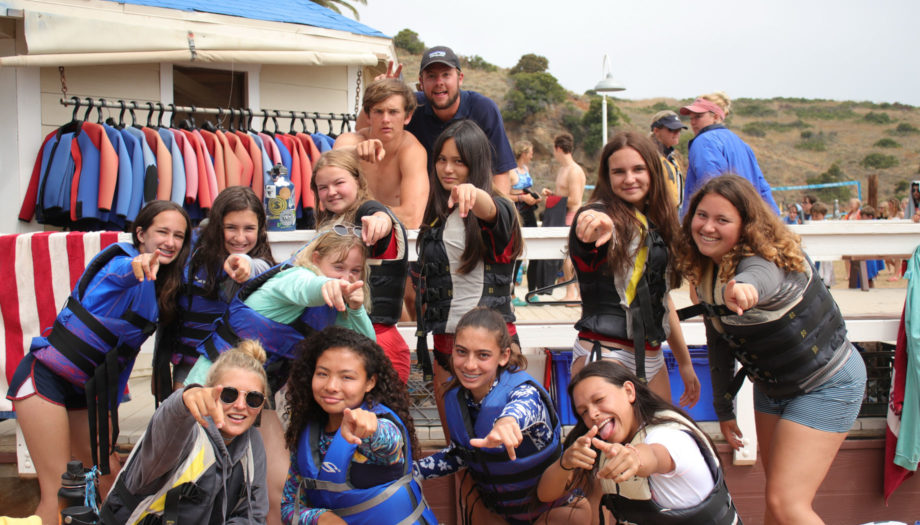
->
xmin=353 ymin=0 xmax=920 ymax=106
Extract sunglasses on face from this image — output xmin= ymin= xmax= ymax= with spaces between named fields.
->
xmin=219 ymin=386 xmax=265 ymax=409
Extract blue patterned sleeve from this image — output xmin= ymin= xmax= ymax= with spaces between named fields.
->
xmin=498 ymin=384 xmax=553 ymax=450
xmin=357 ymin=417 xmax=404 ymax=465
xmin=280 ymin=453 xmax=329 ymax=525
xmin=413 ymin=443 xmax=467 ymax=479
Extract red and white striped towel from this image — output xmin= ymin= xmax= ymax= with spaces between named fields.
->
xmin=0 ymin=230 xmax=129 ymax=415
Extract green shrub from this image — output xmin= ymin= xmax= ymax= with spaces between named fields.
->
xmin=888 ymin=122 xmax=920 ymax=135
xmin=561 ymin=103 xmax=586 ymax=146
xmin=860 ymin=153 xmax=899 ymax=169
xmin=501 ymin=72 xmax=567 ymax=122
xmin=734 ymin=100 xmax=777 ymax=117
xmin=793 ymin=104 xmax=857 ymax=120
xmin=393 ymin=29 xmax=424 ymax=54
xmin=863 ymin=111 xmax=892 ymax=124
xmin=509 ymin=54 xmax=549 ymax=75
xmin=806 ymin=163 xmax=852 ymax=203
xmin=873 ymin=138 xmax=901 ymax=148
xmin=795 ymin=130 xmax=830 ymax=151
xmin=741 ymin=122 xmax=767 ymax=137
xmin=462 ymin=55 xmax=497 ymax=72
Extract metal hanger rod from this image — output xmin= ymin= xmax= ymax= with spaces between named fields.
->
xmin=59 ymin=97 xmax=355 ymax=122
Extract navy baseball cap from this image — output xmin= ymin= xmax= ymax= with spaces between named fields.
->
xmin=419 ymin=46 xmax=461 ymax=73
xmin=651 ymin=112 xmax=688 ymax=131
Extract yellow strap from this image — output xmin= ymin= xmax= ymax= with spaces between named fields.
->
xmin=624 ymin=210 xmax=649 ymax=305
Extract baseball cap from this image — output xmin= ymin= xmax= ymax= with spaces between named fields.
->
xmin=679 ymin=98 xmax=726 ymax=120
xmin=651 ymin=112 xmax=687 ymax=131
xmin=419 ymin=46 xmax=461 ymax=73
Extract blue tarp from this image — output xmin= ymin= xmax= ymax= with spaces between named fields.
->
xmin=101 ymin=0 xmax=387 ymax=38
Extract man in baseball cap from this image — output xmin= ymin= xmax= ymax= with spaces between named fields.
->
xmin=373 ymin=46 xmax=516 ymax=194
xmin=649 ymin=110 xmax=688 ymax=209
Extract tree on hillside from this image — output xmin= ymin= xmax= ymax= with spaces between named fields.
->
xmin=806 ymin=163 xmax=852 ymax=205
xmin=502 ymin=72 xmax=566 ymax=123
xmin=394 ymin=29 xmax=424 ymax=54
xmin=311 ymin=0 xmax=367 ymax=19
xmin=579 ymin=96 xmax=628 ymax=155
xmin=510 ymin=54 xmax=549 ymax=75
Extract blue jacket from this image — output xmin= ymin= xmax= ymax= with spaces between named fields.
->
xmin=294 ymin=403 xmax=436 ymax=525
xmin=444 ymin=370 xmax=561 ymax=521
xmin=681 ymin=124 xmax=779 ymax=216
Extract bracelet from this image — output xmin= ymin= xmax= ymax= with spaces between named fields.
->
xmin=624 ymin=444 xmax=642 ymax=469
xmin=559 ymin=456 xmax=575 ymax=471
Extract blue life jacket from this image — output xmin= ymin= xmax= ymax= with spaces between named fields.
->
xmin=444 ymin=370 xmax=562 ymax=521
xmin=293 ymin=403 xmax=436 ymax=525
xmin=35 ymin=242 xmax=157 ymax=474
xmin=197 ymin=264 xmax=337 ymax=388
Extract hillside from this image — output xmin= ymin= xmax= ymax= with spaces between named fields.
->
xmin=385 ymin=50 xmax=920 ymax=210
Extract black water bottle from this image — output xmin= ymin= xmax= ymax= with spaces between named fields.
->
xmin=58 ymin=460 xmax=87 ymax=515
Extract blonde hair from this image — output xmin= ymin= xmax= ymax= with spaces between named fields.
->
xmin=311 ymin=149 xmax=371 ymax=225
xmin=293 ymin=229 xmax=371 ymax=310
xmin=513 ymin=140 xmax=533 ymax=159
xmin=206 ymin=339 xmax=270 ymax=398
xmin=699 ymin=91 xmax=732 ymax=118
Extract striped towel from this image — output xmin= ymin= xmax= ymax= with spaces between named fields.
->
xmin=0 ymin=230 xmax=129 ymax=416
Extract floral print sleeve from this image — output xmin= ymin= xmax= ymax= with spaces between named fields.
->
xmin=498 ymin=384 xmax=553 ymax=450
xmin=413 ymin=443 xmax=467 ymax=479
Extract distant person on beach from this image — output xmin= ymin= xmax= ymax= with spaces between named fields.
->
xmin=541 ymin=132 xmax=587 ymax=302
xmin=783 ymin=203 xmax=801 ymax=225
xmin=334 ymin=78 xmax=429 ymax=230
xmin=510 ymin=139 xmax=541 ymax=305
xmin=679 ymin=91 xmax=780 ymax=216
xmin=809 ymin=202 xmax=836 ymax=287
xmin=884 ymin=197 xmax=904 ymax=280
xmin=843 ymin=198 xmax=862 ymax=220
xmin=649 ymin=110 xmax=687 ymax=209
xmin=801 ymin=194 xmax=817 ymax=220
xmin=908 ymin=181 xmax=920 ymax=222
xmin=370 ymin=47 xmax=517 ymax=195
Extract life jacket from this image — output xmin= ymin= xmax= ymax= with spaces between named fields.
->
xmin=197 ymin=263 xmax=337 ymax=388
xmin=367 ymin=213 xmax=409 ymax=326
xmin=444 ymin=370 xmax=561 ymax=521
xmin=685 ymin=259 xmax=847 ymax=399
xmin=416 ymin=210 xmax=516 ymax=334
xmin=101 ymin=423 xmax=256 ymax=525
xmin=599 ymin=410 xmax=740 ymax=525
xmin=33 ymin=242 xmax=158 ymax=474
xmin=293 ymin=403 xmax=436 ymax=525
xmin=573 ymin=208 xmax=670 ymax=381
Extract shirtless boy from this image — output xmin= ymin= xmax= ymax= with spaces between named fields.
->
xmin=334 ymin=78 xmax=429 ymax=229
xmin=542 ymin=133 xmax=586 ymax=302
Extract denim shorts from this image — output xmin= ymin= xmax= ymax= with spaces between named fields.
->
xmin=754 ymin=348 xmax=867 ymax=433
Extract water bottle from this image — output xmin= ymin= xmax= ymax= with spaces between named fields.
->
xmin=60 ymin=506 xmax=99 ymax=524
xmin=264 ymin=163 xmax=296 ymax=231
xmin=58 ymin=460 xmax=88 ymax=516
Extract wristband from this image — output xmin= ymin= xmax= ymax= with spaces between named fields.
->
xmin=559 ymin=456 xmax=575 ymax=471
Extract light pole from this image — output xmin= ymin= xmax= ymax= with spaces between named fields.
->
xmin=593 ymin=54 xmax=625 ymax=146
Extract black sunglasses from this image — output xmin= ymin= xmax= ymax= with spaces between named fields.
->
xmin=219 ymin=386 xmax=265 ymax=409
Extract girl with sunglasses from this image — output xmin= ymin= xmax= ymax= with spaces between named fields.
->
xmin=154 ymin=186 xmax=276 ymax=399
xmin=190 ymin=228 xmax=374 ymax=524
xmin=102 ymin=340 xmax=270 ymax=524
xmin=282 ymin=326 xmax=436 ymax=525
xmin=416 ymin=120 xmax=524 ymax=439
xmin=312 ymin=149 xmax=411 ymax=383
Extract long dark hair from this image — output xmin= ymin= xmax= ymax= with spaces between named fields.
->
xmin=444 ymin=306 xmax=527 ymax=392
xmin=284 ymin=326 xmax=420 ymax=458
xmin=676 ymin=174 xmax=805 ymax=284
xmin=562 ymin=360 xmax=711 ymax=494
xmin=588 ymin=132 xmax=681 ymax=289
xmin=190 ymin=186 xmax=275 ymax=299
xmin=420 ymin=120 xmax=523 ymax=273
xmin=131 ymin=200 xmax=192 ymax=324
